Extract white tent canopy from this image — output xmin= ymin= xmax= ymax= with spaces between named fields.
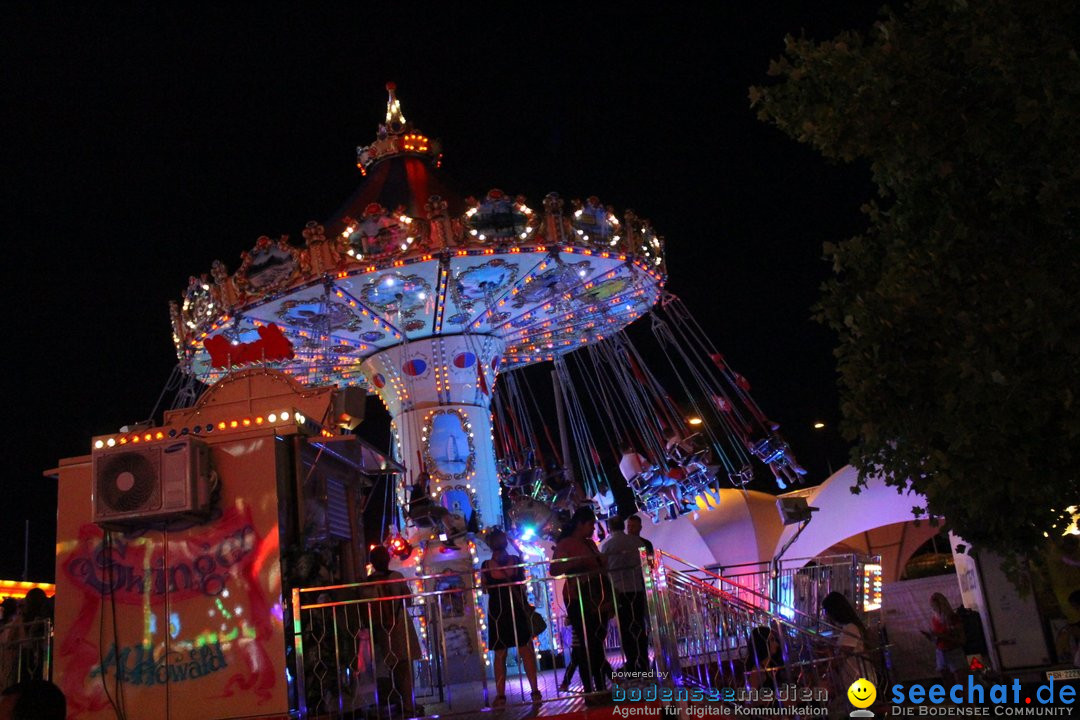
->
xmin=773 ymin=466 xmax=927 ymax=564
xmin=640 ymin=467 xmax=929 ymax=576
xmin=637 ymin=487 xmax=784 ymax=569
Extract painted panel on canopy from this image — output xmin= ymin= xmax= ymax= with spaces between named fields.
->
xmin=264 ymin=283 xmax=389 ymax=346
xmin=500 ymin=274 xmax=657 ymax=362
xmin=440 ymin=252 xmax=540 ymax=333
xmin=457 ymin=251 xmax=602 ymax=334
xmin=492 ymin=255 xmax=639 ymax=341
xmin=440 ymin=254 xmax=537 ymax=333
xmin=210 ymin=285 xmax=378 ymax=387
xmin=188 ymin=285 xmax=368 ymax=383
xmin=337 ymin=260 xmax=440 ymax=340
xmin=520 ymin=274 xmax=658 ymax=345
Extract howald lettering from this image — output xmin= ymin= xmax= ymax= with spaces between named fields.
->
xmin=66 ymin=525 xmax=256 ymax=599
xmin=90 ymin=643 xmax=228 ymax=685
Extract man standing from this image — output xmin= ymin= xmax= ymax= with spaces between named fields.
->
xmin=625 ymin=514 xmax=654 ymax=556
xmin=602 ymin=516 xmax=650 ymax=673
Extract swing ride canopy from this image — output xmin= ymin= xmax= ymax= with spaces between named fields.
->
xmin=170 ymin=84 xmax=668 ymax=388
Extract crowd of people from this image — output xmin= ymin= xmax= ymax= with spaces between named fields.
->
xmin=353 ymin=506 xmax=658 ymax=711
xmin=497 ymin=507 xmax=656 ymax=705
xmin=354 ymin=505 xmax=903 ymax=715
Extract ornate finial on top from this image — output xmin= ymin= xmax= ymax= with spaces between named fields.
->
xmin=385 ymin=82 xmax=406 ymax=132
xmin=356 ymin=83 xmax=442 ymax=176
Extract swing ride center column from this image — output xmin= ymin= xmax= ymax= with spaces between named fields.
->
xmin=360 ymin=334 xmax=505 ymax=530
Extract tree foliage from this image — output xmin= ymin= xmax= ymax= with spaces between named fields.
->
xmin=751 ymin=0 xmax=1080 ymax=559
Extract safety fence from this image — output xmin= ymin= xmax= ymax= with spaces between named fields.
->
xmin=657 ymin=552 xmax=887 ymax=711
xmin=292 ymin=550 xmax=885 ymax=718
xmin=703 ymin=554 xmax=883 ymax=621
xmin=0 ymin=618 xmax=53 ymax=688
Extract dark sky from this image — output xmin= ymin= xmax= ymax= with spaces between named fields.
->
xmin=4 ymin=4 xmax=880 ymax=581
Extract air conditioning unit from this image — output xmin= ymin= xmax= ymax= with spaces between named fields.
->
xmin=92 ymin=437 xmax=211 ymax=527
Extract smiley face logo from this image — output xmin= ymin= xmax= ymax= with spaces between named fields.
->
xmin=847 ymin=677 xmax=876 ymax=708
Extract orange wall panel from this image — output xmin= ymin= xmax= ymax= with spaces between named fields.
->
xmin=54 ymin=435 xmax=290 ymax=720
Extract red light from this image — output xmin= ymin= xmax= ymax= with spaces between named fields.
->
xmin=144 ymin=433 xmax=152 ymax=441
xmin=255 ymin=416 xmax=264 ymax=425
xmin=155 ymin=432 xmax=164 ymax=440
xmin=242 ymin=418 xmax=251 ymax=427
xmin=119 ymin=437 xmax=128 ymax=445
xmin=229 ymin=420 xmax=238 ymax=429
xmin=217 ymin=422 xmax=226 ymax=431
xmin=132 ymin=436 xmax=140 ymax=443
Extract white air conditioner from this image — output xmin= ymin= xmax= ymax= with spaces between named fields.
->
xmin=92 ymin=437 xmax=211 ymax=526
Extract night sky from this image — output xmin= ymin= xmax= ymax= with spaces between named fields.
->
xmin=5 ymin=5 xmax=881 ymax=581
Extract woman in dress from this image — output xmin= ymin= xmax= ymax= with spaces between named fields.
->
xmin=480 ymin=529 xmax=541 ymax=707
xmin=552 ymin=507 xmax=613 ymax=703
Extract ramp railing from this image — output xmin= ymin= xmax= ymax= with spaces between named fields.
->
xmin=290 ymin=549 xmax=885 ymax=717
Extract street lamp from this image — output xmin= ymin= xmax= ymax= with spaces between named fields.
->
xmin=812 ymin=421 xmax=833 ymax=475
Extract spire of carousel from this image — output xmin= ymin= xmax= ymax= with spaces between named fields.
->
xmin=384 ymin=81 xmax=406 ymax=129
xmin=354 ymin=81 xmax=442 ymax=175
xmin=335 ymin=82 xmax=454 ymax=226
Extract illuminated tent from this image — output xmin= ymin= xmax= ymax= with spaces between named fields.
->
xmin=650 ymin=466 xmax=931 ymax=582
xmin=773 ymin=466 xmax=931 ymax=582
xmin=641 ymin=488 xmax=785 ymax=569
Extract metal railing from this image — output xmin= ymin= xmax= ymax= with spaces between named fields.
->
xmin=655 ymin=551 xmax=887 ymax=711
xmin=0 ymin=618 xmax=53 ymax=687
xmin=292 ymin=555 xmax=636 ymax=718
xmin=291 ymin=550 xmax=885 ymax=717
xmin=705 ymin=554 xmax=880 ymax=620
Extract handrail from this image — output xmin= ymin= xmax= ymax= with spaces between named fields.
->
xmin=295 ymin=555 xmax=583 ymax=598
xmin=662 ymin=564 xmax=840 ymax=641
xmin=659 ymin=550 xmax=835 ymax=632
xmin=706 ymin=552 xmax=879 ymax=573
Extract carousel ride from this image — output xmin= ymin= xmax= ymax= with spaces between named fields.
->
xmin=171 ymin=84 xmax=806 ymax=563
